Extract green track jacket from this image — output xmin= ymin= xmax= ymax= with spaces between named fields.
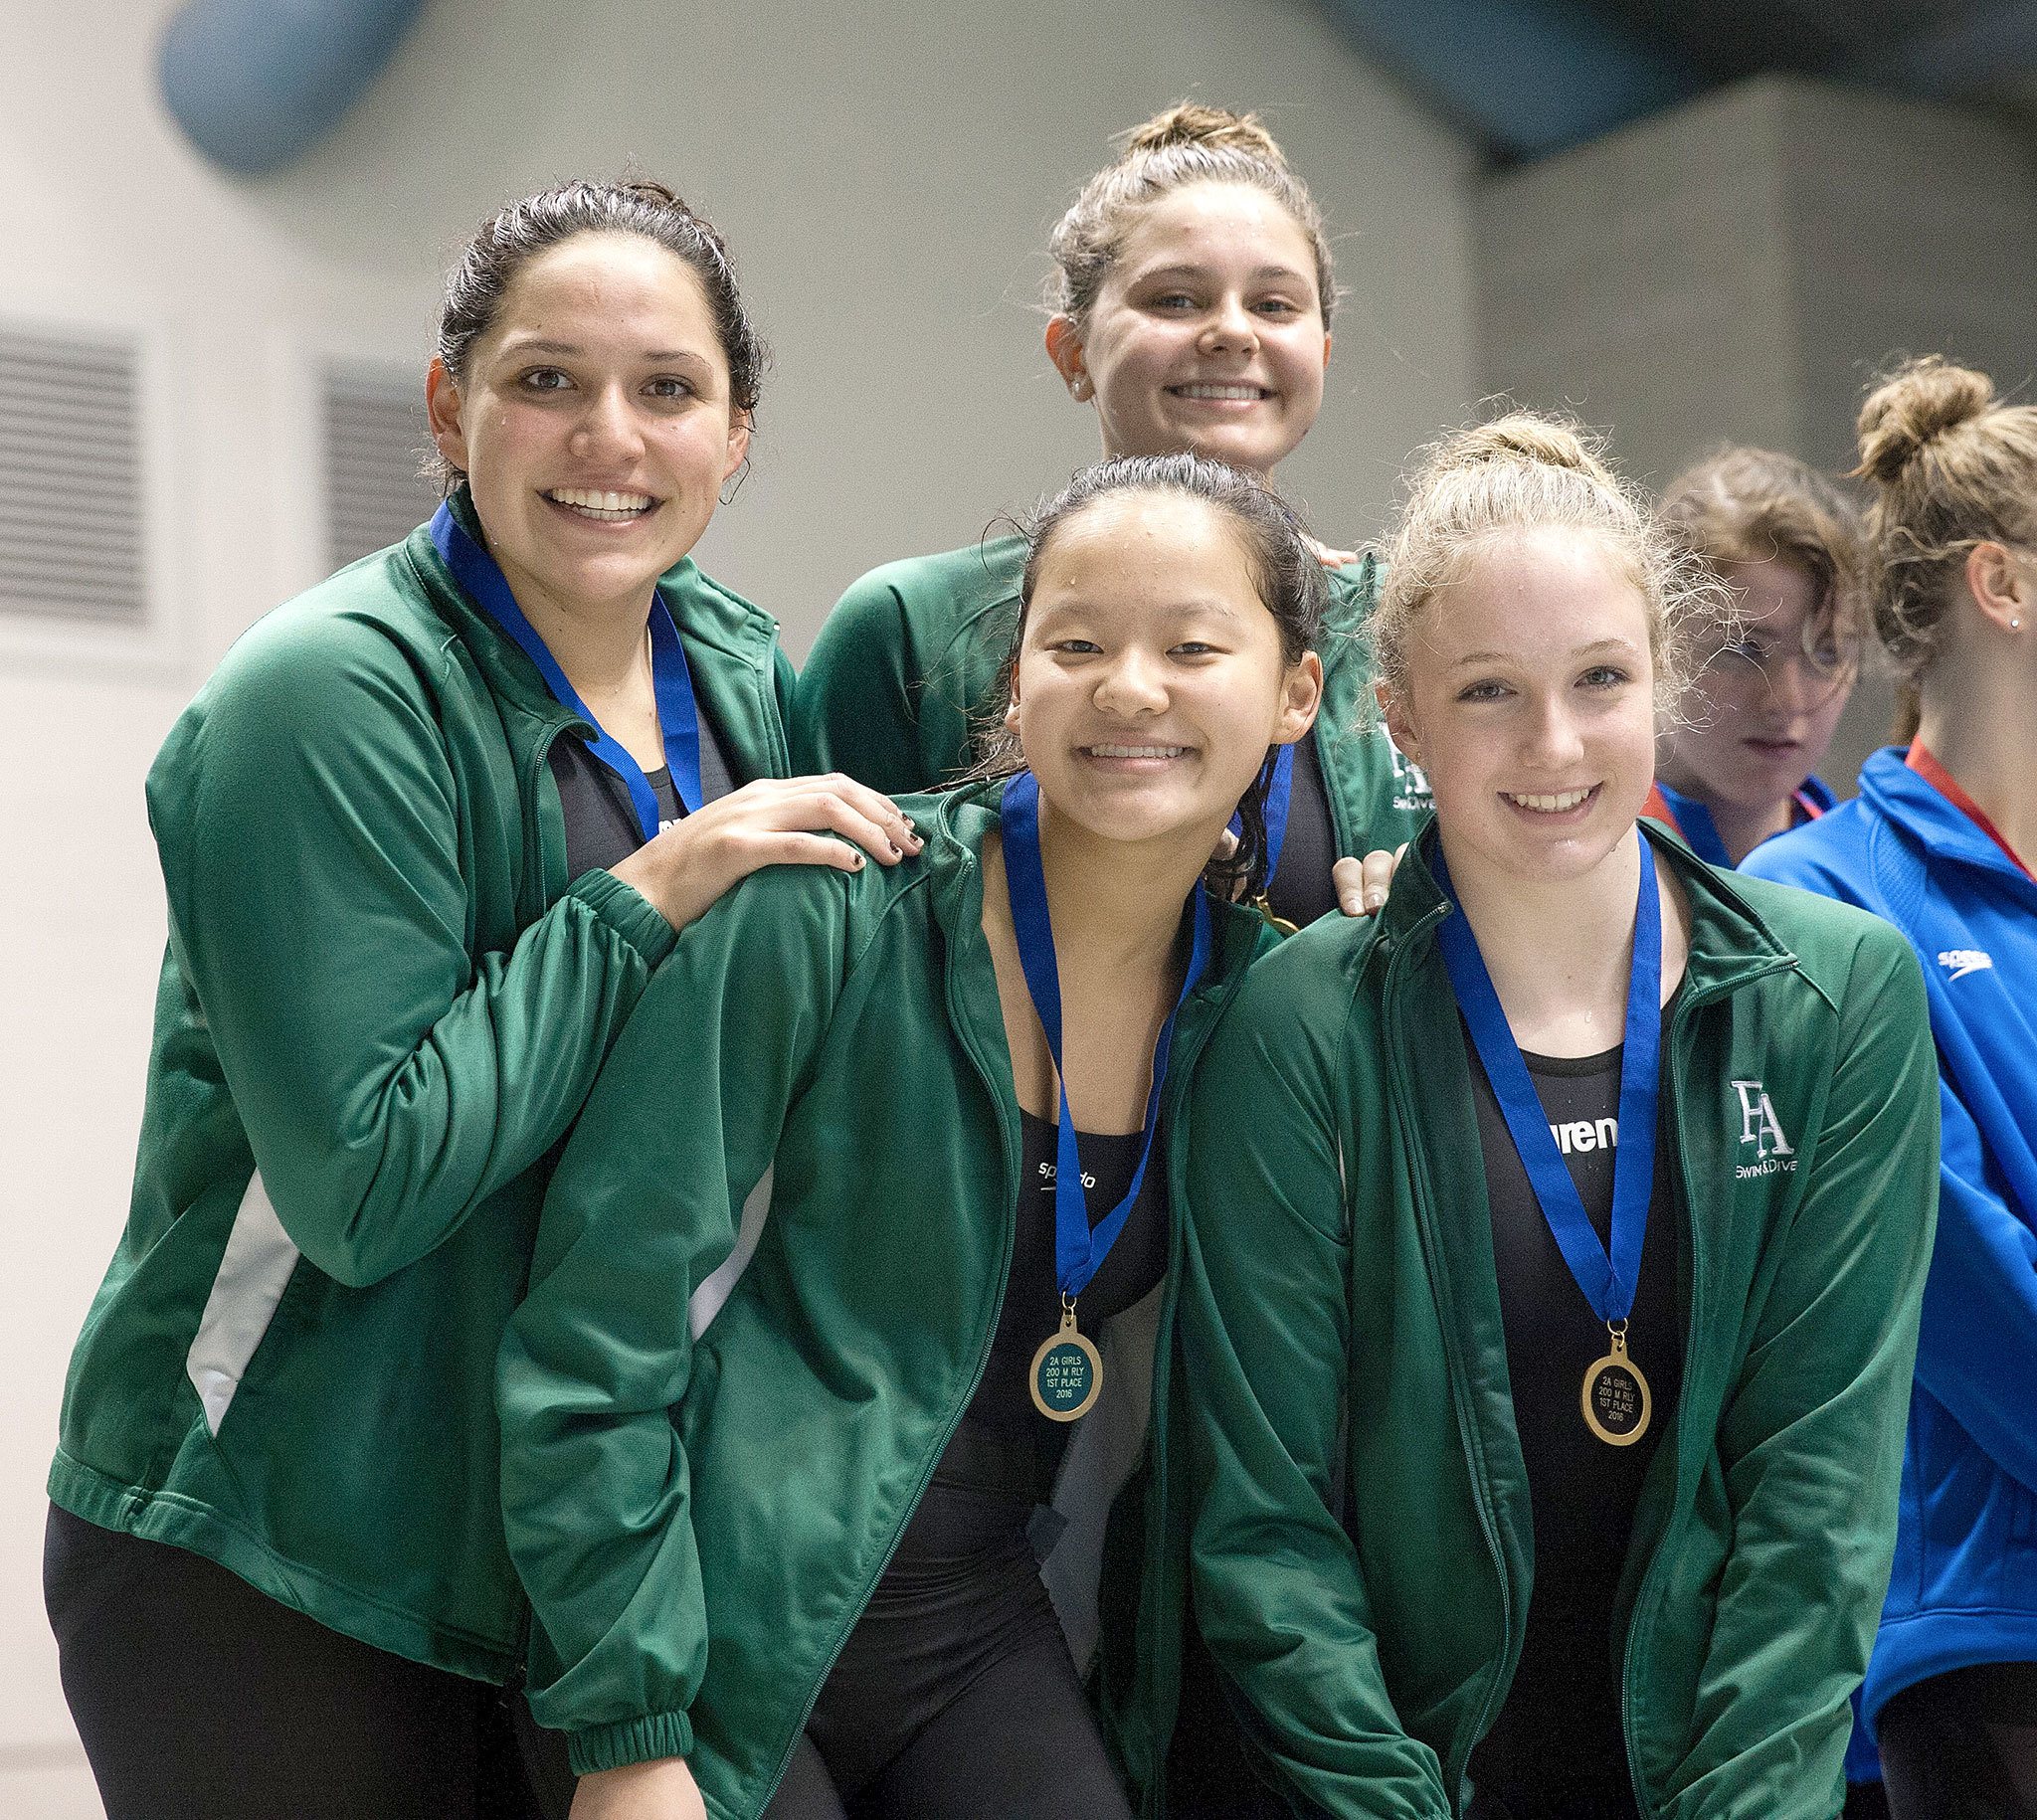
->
xmin=496 ymin=781 xmax=1273 ymax=1809
xmin=1176 ymin=824 xmax=1940 ymax=1819
xmin=791 ymin=536 xmax=1433 ymax=856
xmin=50 ymin=492 xmax=794 ymax=1681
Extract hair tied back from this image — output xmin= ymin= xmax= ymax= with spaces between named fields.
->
xmin=1118 ymin=101 xmax=1287 ymax=165
xmin=1444 ymin=413 xmax=1616 ymax=486
xmin=1854 ymin=356 xmax=1994 ymax=484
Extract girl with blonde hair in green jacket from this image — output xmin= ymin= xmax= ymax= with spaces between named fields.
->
xmin=1180 ymin=412 xmax=1941 ymax=1819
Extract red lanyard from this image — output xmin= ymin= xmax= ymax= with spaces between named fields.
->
xmin=1908 ymin=743 xmax=2035 ymax=881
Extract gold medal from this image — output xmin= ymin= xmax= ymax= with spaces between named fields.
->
xmin=1029 ymin=1300 xmax=1102 ymax=1423
xmin=1580 ymin=1322 xmax=1651 ymax=1446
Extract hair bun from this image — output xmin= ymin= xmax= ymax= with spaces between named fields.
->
xmin=1119 ymin=101 xmax=1285 ymax=165
xmin=616 ymin=177 xmax=684 ymax=210
xmin=1445 ymin=412 xmax=1615 ymax=487
xmin=1856 ymin=356 xmax=1994 ymax=484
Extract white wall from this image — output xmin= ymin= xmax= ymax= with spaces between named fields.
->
xmin=0 ymin=0 xmax=1478 ymax=1805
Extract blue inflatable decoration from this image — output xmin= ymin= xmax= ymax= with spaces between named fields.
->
xmin=158 ymin=0 xmax=429 ymax=175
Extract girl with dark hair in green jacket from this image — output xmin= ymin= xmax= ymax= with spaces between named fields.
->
xmin=44 ymin=179 xmax=917 ymax=1820
xmin=497 ymin=453 xmax=1327 ymax=1820
xmin=1179 ymin=413 xmax=1942 ymax=1820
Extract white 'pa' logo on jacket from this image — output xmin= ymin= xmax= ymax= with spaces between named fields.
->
xmin=1732 ymin=1080 xmax=1797 ymax=1178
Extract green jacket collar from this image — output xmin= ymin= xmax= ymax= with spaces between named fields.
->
xmin=400 ymin=486 xmax=782 ymax=734
xmin=916 ymin=778 xmax=1271 ymax=1001
xmin=1313 ymin=555 xmax=1381 ymax=761
xmin=1376 ymin=814 xmax=1800 ymax=1007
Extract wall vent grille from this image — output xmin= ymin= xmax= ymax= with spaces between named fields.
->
xmin=0 ymin=324 xmax=148 ymax=624
xmin=324 ymin=366 xmax=438 ymax=571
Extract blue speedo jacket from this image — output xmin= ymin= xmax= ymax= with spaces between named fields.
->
xmin=1746 ymin=747 xmax=2037 ymax=1725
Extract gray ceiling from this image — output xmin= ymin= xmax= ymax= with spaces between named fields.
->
xmin=1593 ymin=0 xmax=2037 ymax=95
xmin=1319 ymin=0 xmax=2037 ymax=158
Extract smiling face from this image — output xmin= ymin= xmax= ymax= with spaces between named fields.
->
xmin=1047 ymin=182 xmax=1330 ymax=478
xmin=425 ymin=231 xmax=750 ymax=626
xmin=1009 ymin=488 xmax=1321 ymax=853
xmin=1383 ymin=527 xmax=1658 ymax=891
xmin=1658 ymin=556 xmax=1856 ymax=819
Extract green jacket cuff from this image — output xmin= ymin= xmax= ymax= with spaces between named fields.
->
xmin=571 ymin=869 xmax=678 ymax=970
xmin=566 ymin=1710 xmax=694 ymax=1776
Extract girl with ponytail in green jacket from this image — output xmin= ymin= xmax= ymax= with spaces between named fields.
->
xmin=45 ymin=179 xmax=917 ymax=1820
xmin=1179 ymin=413 xmax=1942 ymax=1820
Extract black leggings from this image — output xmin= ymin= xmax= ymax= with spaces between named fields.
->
xmin=761 ymin=1480 xmax=1134 ymax=1820
xmin=1879 ymin=1662 xmax=2037 ymax=1820
xmin=768 ymin=1627 xmax=1131 ymax=1820
xmin=44 ymin=1505 xmax=574 ymax=1820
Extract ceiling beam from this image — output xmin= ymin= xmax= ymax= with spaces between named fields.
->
xmin=1319 ymin=0 xmax=1704 ymax=157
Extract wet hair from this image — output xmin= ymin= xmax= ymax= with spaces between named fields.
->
xmin=1373 ymin=410 xmax=1724 ymax=715
xmin=1659 ymin=447 xmax=1868 ymax=661
xmin=430 ymin=177 xmax=767 ymax=487
xmin=1046 ymin=102 xmax=1339 ymax=328
xmin=971 ymin=451 xmax=1326 ymax=898
xmin=1852 ymin=356 xmax=2037 ymax=684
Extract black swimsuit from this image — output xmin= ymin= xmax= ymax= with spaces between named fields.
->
xmin=765 ymin=1111 xmax=1164 ymax=1820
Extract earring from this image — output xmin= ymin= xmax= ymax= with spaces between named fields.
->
xmin=2013 ymin=617 xmax=2023 ymax=630
xmin=1071 ymin=377 xmax=1092 ymax=400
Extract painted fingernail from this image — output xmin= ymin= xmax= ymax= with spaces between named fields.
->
xmin=852 ymin=852 xmax=865 ymax=868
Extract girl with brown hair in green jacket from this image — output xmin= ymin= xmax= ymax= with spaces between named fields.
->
xmin=794 ymin=102 xmax=1420 ymax=925
xmin=45 ymin=178 xmax=916 ymax=1820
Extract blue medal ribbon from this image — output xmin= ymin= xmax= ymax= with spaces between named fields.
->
xmin=1432 ymin=833 xmax=1663 ymax=1328
xmin=1001 ymin=770 xmax=1212 ymax=1306
xmin=1229 ymin=742 xmax=1297 ymax=891
xmin=431 ymin=500 xmax=702 ymax=841
xmin=1263 ymin=742 xmax=1296 ymax=884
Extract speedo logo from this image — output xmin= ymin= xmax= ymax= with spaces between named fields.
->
xmin=1732 ymin=1079 xmax=1797 ymax=1177
xmin=1938 ymin=949 xmax=1993 ymax=982
xmin=1038 ymin=1160 xmax=1097 ymax=1190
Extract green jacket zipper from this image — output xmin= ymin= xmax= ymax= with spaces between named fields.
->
xmin=1384 ymin=909 xmax=1518 ymax=1802
xmin=1616 ymin=954 xmax=1795 ymax=1819
xmin=753 ymin=852 xmax=1023 ymax=1815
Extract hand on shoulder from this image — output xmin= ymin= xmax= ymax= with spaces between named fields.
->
xmin=611 ymin=774 xmax=924 ymax=934
xmin=1334 ymin=846 xmax=1406 ymax=918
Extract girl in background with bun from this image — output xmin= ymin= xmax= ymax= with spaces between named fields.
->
xmin=1745 ymin=358 xmax=2037 ymax=1820
xmin=795 ymin=103 xmax=1421 ymax=925
xmin=42 ymin=179 xmax=918 ymax=1820
xmin=1181 ymin=413 xmax=1939 ymax=1819
xmin=1645 ymin=448 xmax=1867 ymax=866
xmin=497 ymin=453 xmax=1324 ymax=1820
